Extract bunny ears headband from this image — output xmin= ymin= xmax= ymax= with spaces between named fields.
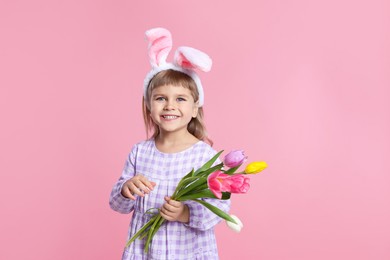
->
xmin=143 ymin=28 xmax=212 ymax=107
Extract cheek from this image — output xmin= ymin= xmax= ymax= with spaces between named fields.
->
xmin=149 ymin=106 xmax=160 ymax=119
xmin=149 ymin=102 xmax=160 ymax=112
xmin=146 ymin=102 xmax=153 ymax=114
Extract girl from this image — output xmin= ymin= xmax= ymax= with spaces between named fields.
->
xmin=109 ymin=28 xmax=230 ymax=260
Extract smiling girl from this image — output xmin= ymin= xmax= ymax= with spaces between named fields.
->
xmin=109 ymin=28 xmax=230 ymax=260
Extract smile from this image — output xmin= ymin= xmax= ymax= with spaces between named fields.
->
xmin=161 ymin=115 xmax=179 ymax=120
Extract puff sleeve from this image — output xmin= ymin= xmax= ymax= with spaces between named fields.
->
xmin=109 ymin=145 xmax=138 ymax=214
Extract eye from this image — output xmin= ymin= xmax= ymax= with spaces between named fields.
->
xmin=177 ymin=97 xmax=186 ymax=102
xmin=155 ymin=97 xmax=166 ymax=101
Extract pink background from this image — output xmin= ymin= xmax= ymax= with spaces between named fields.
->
xmin=1 ymin=0 xmax=389 ymax=259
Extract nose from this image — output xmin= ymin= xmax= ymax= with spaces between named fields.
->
xmin=163 ymin=100 xmax=175 ymax=110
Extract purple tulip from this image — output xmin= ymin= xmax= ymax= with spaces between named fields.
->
xmin=223 ymin=150 xmax=247 ymax=168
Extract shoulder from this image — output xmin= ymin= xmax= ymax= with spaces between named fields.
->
xmin=128 ymin=139 xmax=155 ymax=156
xmin=131 ymin=139 xmax=154 ymax=149
xmin=193 ymin=141 xmax=220 ymax=159
xmin=186 ymin=141 xmax=222 ymax=167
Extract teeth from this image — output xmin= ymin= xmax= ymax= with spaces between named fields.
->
xmin=163 ymin=115 xmax=178 ymax=119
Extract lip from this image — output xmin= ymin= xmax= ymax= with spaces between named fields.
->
xmin=160 ymin=114 xmax=180 ymax=120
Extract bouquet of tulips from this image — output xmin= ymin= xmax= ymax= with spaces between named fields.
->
xmin=126 ymin=150 xmax=267 ymax=253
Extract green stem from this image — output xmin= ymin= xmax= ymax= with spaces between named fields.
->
xmin=173 ymin=177 xmax=201 ymax=195
xmin=171 ymin=169 xmax=194 ymax=197
xmin=191 ymin=199 xmax=237 ymax=224
xmin=196 ymin=163 xmax=224 ymax=178
xmin=174 ymin=178 xmax=207 ymax=199
xmin=125 ymin=214 xmax=159 ymax=247
xmin=223 ymin=165 xmax=242 ymax=175
xmin=144 ymin=215 xmax=166 ymax=253
xmin=193 ymin=151 xmax=223 ymax=175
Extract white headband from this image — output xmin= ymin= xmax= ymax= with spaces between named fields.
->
xmin=143 ymin=28 xmax=212 ymax=107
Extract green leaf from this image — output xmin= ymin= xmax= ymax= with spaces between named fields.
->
xmin=125 ymin=214 xmax=159 ymax=247
xmin=176 ymin=177 xmax=201 ymax=191
xmin=144 ymin=208 xmax=159 ymax=215
xmin=182 ymin=168 xmax=194 ymax=179
xmin=191 ymin=199 xmax=237 ymax=224
xmin=220 ymin=192 xmax=231 ymax=200
xmin=188 ymin=183 xmax=208 ymax=193
xmin=223 ymin=164 xmax=242 ymax=175
xmin=196 ymin=163 xmax=224 ymax=177
xmin=172 ymin=169 xmax=195 ymax=197
xmin=176 ymin=162 xmax=222 ymax=197
xmin=177 ymin=190 xmax=231 ymax=201
xmin=193 ymin=150 xmax=224 ymax=176
xmin=174 ymin=177 xmax=207 ymax=199
xmin=144 ymin=215 xmax=165 ymax=253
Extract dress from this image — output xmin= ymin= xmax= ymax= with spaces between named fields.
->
xmin=109 ymin=139 xmax=231 ymax=260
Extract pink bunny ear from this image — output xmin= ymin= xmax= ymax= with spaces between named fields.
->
xmin=174 ymin=47 xmax=212 ymax=72
xmin=145 ymin=28 xmax=172 ymax=67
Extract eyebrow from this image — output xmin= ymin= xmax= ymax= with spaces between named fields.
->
xmin=151 ymin=93 xmax=191 ymax=98
xmin=176 ymin=94 xmax=190 ymax=98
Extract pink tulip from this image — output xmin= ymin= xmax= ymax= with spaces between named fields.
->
xmin=207 ymin=171 xmax=251 ymax=199
xmin=223 ymin=150 xmax=247 ymax=168
xmin=228 ymin=174 xmax=250 ymax=193
xmin=207 ymin=171 xmax=228 ymax=199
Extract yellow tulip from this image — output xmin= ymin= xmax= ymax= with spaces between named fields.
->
xmin=244 ymin=161 xmax=268 ymax=174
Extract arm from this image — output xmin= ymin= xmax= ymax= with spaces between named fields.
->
xmin=109 ymin=146 xmax=137 ymax=214
xmin=159 ymin=146 xmax=232 ymax=229
xmin=184 ymin=197 xmax=231 ymax=231
xmin=160 ymin=196 xmax=230 ymax=229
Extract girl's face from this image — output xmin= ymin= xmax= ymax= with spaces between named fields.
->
xmin=149 ymin=84 xmax=198 ymax=136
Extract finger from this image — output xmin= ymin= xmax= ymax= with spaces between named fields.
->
xmin=163 ymin=202 xmax=177 ymax=213
xmin=160 ymin=210 xmax=173 ymax=221
xmin=168 ymin=199 xmax=181 ymax=208
xmin=132 ymin=174 xmax=144 ymax=182
xmin=142 ymin=179 xmax=156 ymax=191
xmin=128 ymin=182 xmax=144 ymax=197
xmin=134 ymin=180 xmax=150 ymax=194
xmin=165 ymin=197 xmax=181 ymax=208
xmin=161 ymin=206 xmax=178 ymax=220
xmin=122 ymin=187 xmax=136 ymax=200
xmin=164 ymin=197 xmax=182 ymax=210
xmin=132 ymin=178 xmax=152 ymax=194
xmin=137 ymin=175 xmax=156 ymax=191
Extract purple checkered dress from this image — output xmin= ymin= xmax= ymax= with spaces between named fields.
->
xmin=109 ymin=139 xmax=231 ymax=260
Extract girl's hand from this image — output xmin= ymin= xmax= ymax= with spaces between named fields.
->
xmin=160 ymin=196 xmax=189 ymax=223
xmin=121 ymin=175 xmax=156 ymax=200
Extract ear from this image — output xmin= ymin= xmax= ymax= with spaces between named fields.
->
xmin=192 ymin=101 xmax=199 ymax=118
xmin=174 ymin=47 xmax=212 ymax=72
xmin=145 ymin=28 xmax=172 ymax=67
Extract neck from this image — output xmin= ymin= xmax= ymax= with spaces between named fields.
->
xmin=155 ymin=130 xmax=199 ymax=153
xmin=156 ymin=130 xmax=194 ymax=145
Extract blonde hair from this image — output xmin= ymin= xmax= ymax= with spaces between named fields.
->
xmin=142 ymin=69 xmax=213 ymax=145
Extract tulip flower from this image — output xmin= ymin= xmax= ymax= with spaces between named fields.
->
xmin=244 ymin=161 xmax=268 ymax=174
xmin=226 ymin=215 xmax=244 ymax=233
xmin=223 ymin=150 xmax=247 ymax=168
xmin=126 ymin=150 xmax=267 ymax=253
xmin=207 ymin=171 xmax=251 ymax=199
xmin=228 ymin=174 xmax=250 ymax=194
xmin=207 ymin=171 xmax=229 ymax=199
